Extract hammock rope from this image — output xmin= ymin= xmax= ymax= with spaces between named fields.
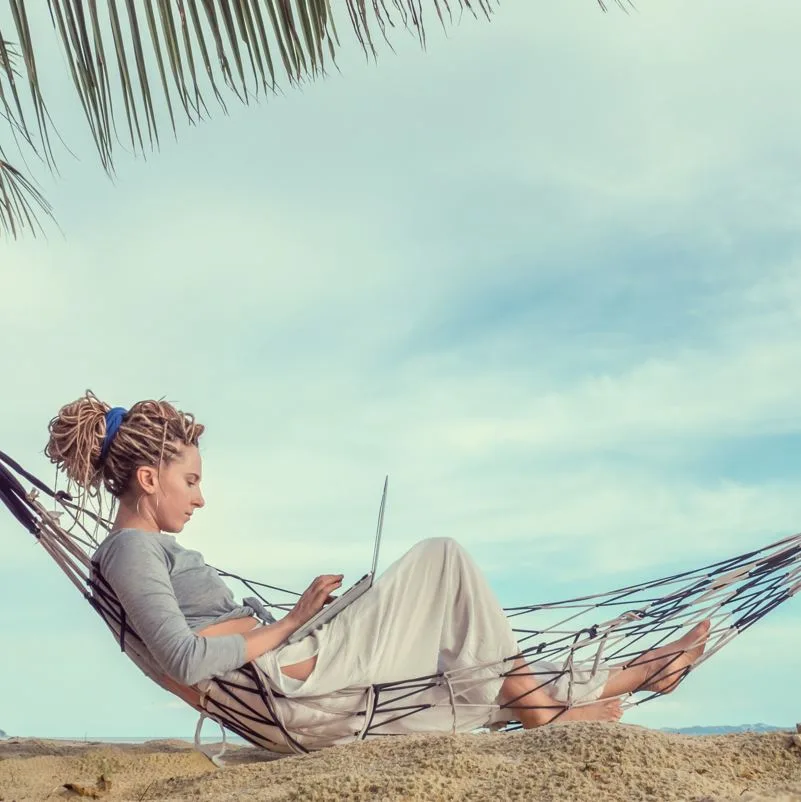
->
xmin=2 ymin=449 xmax=799 ymax=754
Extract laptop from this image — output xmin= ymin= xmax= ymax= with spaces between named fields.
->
xmin=286 ymin=476 xmax=388 ymax=644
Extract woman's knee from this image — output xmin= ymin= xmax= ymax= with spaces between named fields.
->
xmin=396 ymin=538 xmax=470 ymax=576
xmin=419 ymin=536 xmax=461 ymax=552
xmin=411 ymin=537 xmax=468 ymax=565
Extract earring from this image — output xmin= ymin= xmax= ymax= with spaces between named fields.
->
xmin=136 ymin=495 xmax=143 ymax=518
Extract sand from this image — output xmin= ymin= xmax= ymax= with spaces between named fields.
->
xmin=1 ymin=723 xmax=800 ymax=802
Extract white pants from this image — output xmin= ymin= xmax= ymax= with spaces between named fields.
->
xmin=201 ymin=538 xmax=609 ymax=750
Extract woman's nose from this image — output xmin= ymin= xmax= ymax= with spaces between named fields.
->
xmin=194 ymin=491 xmax=205 ymax=508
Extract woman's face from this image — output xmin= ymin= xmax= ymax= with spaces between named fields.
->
xmin=153 ymin=444 xmax=205 ymax=533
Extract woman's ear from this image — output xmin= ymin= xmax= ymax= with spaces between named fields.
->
xmin=135 ymin=465 xmax=159 ymax=495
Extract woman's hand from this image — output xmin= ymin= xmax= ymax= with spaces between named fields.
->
xmin=285 ymin=574 xmax=344 ymax=630
xmin=241 ymin=574 xmax=344 ymax=662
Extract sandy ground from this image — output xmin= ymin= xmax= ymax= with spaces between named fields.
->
xmin=1 ymin=723 xmax=801 ymax=802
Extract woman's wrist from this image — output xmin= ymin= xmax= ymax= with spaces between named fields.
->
xmin=242 ymin=616 xmax=297 ymax=662
xmin=281 ymin=610 xmax=300 ymax=631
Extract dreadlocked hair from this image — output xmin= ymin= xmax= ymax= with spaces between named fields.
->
xmin=45 ymin=390 xmax=205 ymax=500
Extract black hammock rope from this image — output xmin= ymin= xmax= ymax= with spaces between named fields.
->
xmin=2 ymin=449 xmax=799 ymax=755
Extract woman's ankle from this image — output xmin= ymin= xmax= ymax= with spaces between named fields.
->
xmin=507 ymin=702 xmax=564 ymax=728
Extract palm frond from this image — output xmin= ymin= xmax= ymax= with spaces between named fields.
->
xmin=1 ymin=0 xmax=629 ymax=240
xmin=1 ymin=10 xmax=58 ymax=239
xmin=0 ymin=35 xmax=13 ymax=69
xmin=37 ymin=0 xmax=500 ymax=172
xmin=0 ymin=156 xmax=53 ymax=237
xmin=0 ymin=35 xmax=35 ymax=147
xmin=598 ymin=0 xmax=635 ymax=9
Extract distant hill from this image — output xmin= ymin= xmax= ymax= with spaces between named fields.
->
xmin=662 ymin=723 xmax=790 ymax=736
xmin=0 ymin=729 xmax=7 ymax=739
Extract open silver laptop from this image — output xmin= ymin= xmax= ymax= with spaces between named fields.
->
xmin=286 ymin=476 xmax=388 ymax=644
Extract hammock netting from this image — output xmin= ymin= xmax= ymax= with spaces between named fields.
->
xmin=2 ymin=449 xmax=800 ymax=756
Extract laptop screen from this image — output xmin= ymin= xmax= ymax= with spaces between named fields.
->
xmin=371 ymin=476 xmax=388 ymax=576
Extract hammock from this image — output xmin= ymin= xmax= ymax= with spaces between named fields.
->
xmin=2 ymin=449 xmax=800 ymax=758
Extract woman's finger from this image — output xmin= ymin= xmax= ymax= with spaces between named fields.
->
xmin=314 ymin=577 xmax=343 ymax=593
xmin=310 ymin=576 xmax=338 ymax=588
xmin=319 ymin=574 xmax=343 ymax=583
xmin=314 ymin=584 xmax=341 ymax=603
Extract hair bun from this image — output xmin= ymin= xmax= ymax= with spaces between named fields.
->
xmin=45 ymin=390 xmax=110 ymax=490
xmin=46 ymin=390 xmax=203 ymax=502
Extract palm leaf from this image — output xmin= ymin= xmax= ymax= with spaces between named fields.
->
xmin=0 ymin=0 xmax=632 ymax=239
xmin=0 ymin=156 xmax=53 ymax=237
xmin=0 ymin=35 xmax=37 ymax=150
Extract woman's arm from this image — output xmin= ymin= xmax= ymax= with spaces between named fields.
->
xmin=96 ymin=533 xmax=247 ymax=686
xmin=197 ymin=614 xmax=295 ymax=661
xmin=237 ymin=574 xmax=345 ymax=662
xmin=197 ymin=614 xmax=297 ymax=661
xmin=241 ymin=617 xmax=297 ymax=661
xmin=100 ymin=531 xmax=345 ymax=682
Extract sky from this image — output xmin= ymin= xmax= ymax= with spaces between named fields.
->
xmin=1 ymin=0 xmax=801 ymax=738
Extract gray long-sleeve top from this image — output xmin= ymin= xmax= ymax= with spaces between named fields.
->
xmin=92 ymin=528 xmax=275 ymax=686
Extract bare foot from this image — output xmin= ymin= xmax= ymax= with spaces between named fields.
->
xmin=634 ymin=620 xmax=711 ymax=694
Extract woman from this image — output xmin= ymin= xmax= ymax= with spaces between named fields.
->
xmin=46 ymin=392 xmax=709 ymax=746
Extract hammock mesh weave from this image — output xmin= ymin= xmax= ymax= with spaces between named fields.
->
xmin=2 ymin=449 xmax=800 ymax=755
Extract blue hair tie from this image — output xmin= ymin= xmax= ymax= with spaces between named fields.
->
xmin=99 ymin=407 xmax=128 ymax=464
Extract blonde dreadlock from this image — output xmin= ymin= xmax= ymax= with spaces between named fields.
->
xmin=45 ymin=390 xmax=205 ymax=502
